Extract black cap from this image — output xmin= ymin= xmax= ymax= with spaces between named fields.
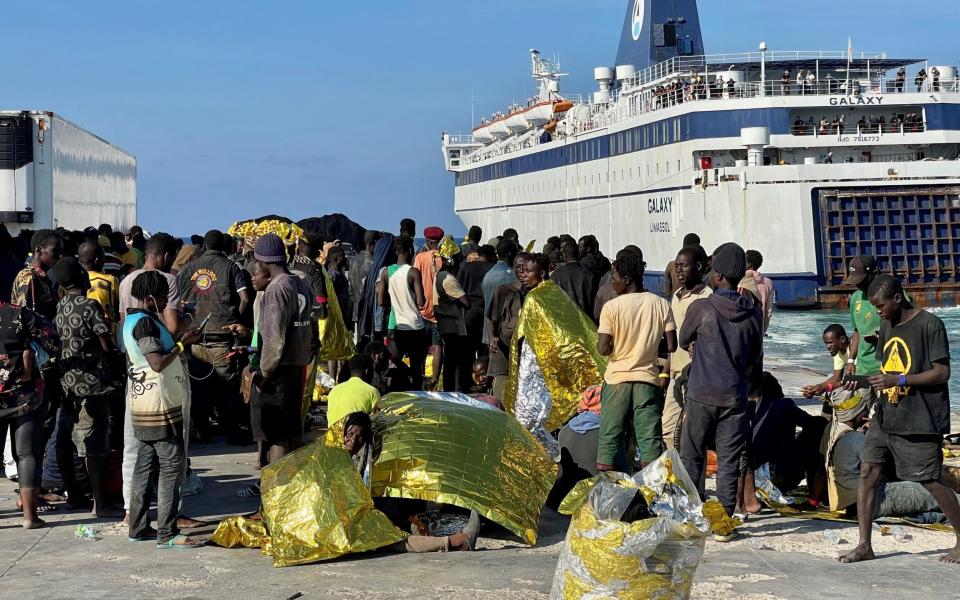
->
xmin=844 ymin=256 xmax=877 ymax=286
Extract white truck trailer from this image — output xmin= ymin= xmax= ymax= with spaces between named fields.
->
xmin=0 ymin=111 xmax=136 ymax=233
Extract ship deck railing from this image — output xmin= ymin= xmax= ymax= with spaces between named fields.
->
xmin=452 ymin=77 xmax=955 ymax=163
xmin=625 ymin=51 xmax=889 ymax=89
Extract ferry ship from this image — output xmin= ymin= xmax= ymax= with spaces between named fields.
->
xmin=441 ymin=0 xmax=960 ymax=308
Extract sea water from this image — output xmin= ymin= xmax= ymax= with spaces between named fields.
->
xmin=764 ymin=307 xmax=960 ymax=410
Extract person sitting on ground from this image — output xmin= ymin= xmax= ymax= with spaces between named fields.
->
xmin=826 ymin=387 xmax=960 ymax=522
xmin=738 ymin=373 xmax=828 ymax=516
xmin=364 ymin=340 xmax=412 ymax=394
xmin=342 ymin=412 xmax=480 ymax=552
xmin=840 ymin=275 xmax=960 ymax=564
xmin=327 ymin=354 xmax=381 ymax=427
xmin=468 ymin=356 xmax=502 ymax=409
xmin=802 ymin=324 xmax=851 ymax=402
xmin=469 ymin=356 xmax=492 ymax=395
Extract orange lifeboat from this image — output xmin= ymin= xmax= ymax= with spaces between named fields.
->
xmin=553 ymin=100 xmax=574 ymax=113
xmin=543 ymin=120 xmax=558 ymax=133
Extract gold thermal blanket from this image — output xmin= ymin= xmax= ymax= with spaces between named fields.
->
xmin=258 ymin=443 xmax=406 ymax=567
xmin=366 ymin=392 xmax=558 ymax=545
xmin=504 ymin=280 xmax=606 ymax=431
xmin=551 ymin=451 xmax=726 ymax=600
xmin=316 ymin=264 xmax=356 ymax=361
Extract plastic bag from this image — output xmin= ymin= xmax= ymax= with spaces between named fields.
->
xmin=551 ymin=450 xmax=723 ymax=600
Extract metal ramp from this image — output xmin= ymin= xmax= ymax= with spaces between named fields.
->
xmin=818 ymin=186 xmax=960 ymax=307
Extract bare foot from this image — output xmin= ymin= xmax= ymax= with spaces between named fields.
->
xmin=23 ymin=519 xmax=46 ymax=530
xmin=838 ymin=543 xmax=876 ymax=563
xmin=939 ymin=545 xmax=960 ymax=564
xmin=744 ymin=498 xmax=763 ymax=514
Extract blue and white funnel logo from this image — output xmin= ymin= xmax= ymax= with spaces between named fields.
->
xmin=631 ymin=0 xmax=644 ymax=41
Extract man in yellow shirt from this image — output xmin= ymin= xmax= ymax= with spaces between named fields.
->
xmin=79 ymin=242 xmax=119 ymax=336
xmin=327 ymin=354 xmax=381 ymax=427
xmin=596 ymin=253 xmax=677 ymax=471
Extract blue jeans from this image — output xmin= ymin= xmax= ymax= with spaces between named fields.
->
xmin=128 ymin=436 xmax=184 ymax=542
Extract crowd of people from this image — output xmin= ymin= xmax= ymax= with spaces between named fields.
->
xmin=791 ymin=112 xmax=926 ymax=136
xmin=0 ymin=217 xmax=957 ymax=566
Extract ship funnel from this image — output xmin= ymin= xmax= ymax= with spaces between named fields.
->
xmin=615 ymin=0 xmax=704 ymax=69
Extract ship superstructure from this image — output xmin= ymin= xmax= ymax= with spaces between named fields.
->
xmin=442 ymin=0 xmax=960 ymax=307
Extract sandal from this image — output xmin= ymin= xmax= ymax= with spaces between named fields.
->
xmin=15 ymin=492 xmax=59 ymax=514
xmin=156 ymin=534 xmax=204 ymax=549
xmin=236 ymin=484 xmax=260 ymax=498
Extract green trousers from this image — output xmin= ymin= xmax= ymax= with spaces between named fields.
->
xmin=598 ymin=381 xmax=664 ymax=466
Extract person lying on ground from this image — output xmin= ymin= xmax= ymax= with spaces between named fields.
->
xmin=342 ymin=412 xmax=480 ymax=552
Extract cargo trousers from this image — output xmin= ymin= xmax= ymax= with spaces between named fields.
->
xmin=597 ymin=381 xmax=664 ymax=466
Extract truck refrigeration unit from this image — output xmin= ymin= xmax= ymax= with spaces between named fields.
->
xmin=0 ymin=111 xmax=136 ymax=233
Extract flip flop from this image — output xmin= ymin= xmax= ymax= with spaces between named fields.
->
xmin=156 ymin=534 xmax=204 ymax=549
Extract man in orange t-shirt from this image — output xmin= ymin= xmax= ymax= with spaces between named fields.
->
xmin=414 ymin=226 xmax=444 ymax=386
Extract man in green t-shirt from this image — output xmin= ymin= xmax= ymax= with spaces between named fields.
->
xmin=844 ymin=256 xmax=881 ymax=376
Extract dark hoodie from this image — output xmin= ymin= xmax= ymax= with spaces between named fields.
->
xmin=678 ymin=288 xmax=763 ymax=408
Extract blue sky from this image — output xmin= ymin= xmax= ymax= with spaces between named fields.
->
xmin=5 ymin=1 xmax=957 ymax=237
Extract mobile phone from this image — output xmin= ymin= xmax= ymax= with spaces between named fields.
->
xmin=842 ymin=374 xmax=872 ymax=388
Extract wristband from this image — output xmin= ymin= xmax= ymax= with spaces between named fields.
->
xmin=658 ymin=373 xmax=670 ymax=379
xmin=847 ymin=358 xmax=856 ymax=364
xmin=826 ymin=383 xmax=834 ymax=393
xmin=898 ymin=374 xmax=908 ymax=387
xmin=176 ymin=341 xmax=186 ymax=354
xmin=315 ymin=296 xmax=328 ymax=304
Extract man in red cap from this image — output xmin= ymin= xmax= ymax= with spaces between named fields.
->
xmin=414 ymin=227 xmax=444 ymax=387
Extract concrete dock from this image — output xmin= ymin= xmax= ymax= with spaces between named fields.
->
xmin=1 ymin=360 xmax=959 ymax=599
